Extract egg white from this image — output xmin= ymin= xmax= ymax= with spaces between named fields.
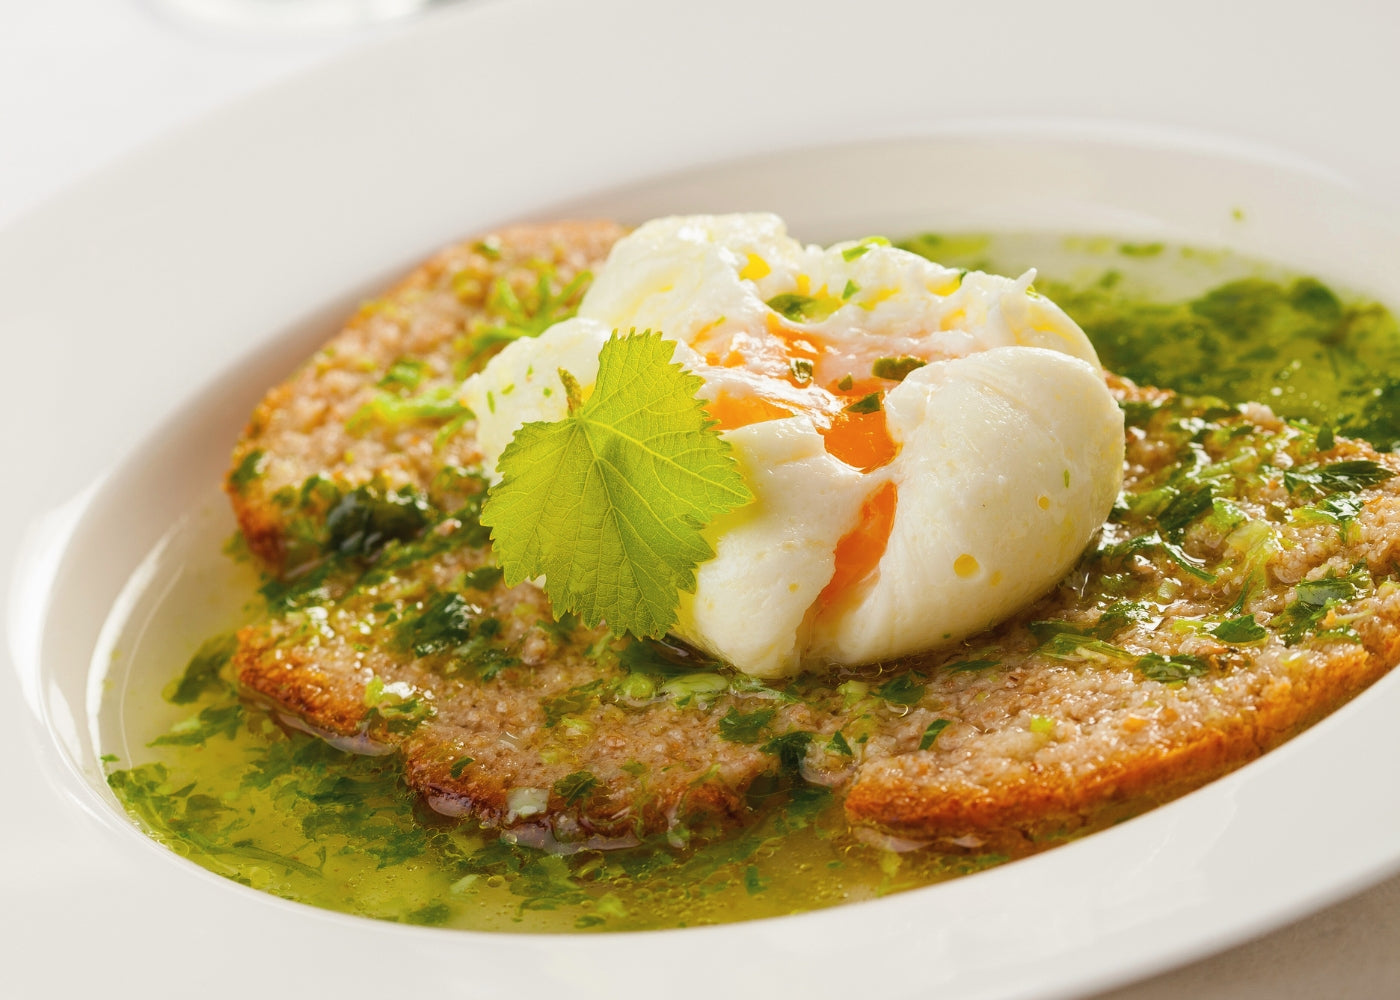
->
xmin=461 ymin=214 xmax=1124 ymax=677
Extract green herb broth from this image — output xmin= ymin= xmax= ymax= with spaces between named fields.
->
xmin=101 ymin=232 xmax=1400 ymax=933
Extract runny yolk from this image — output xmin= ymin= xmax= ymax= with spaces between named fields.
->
xmin=817 ymin=480 xmax=898 ymax=611
xmin=820 ymin=406 xmax=898 ymax=472
xmin=705 ymin=391 xmax=793 ymax=431
xmin=708 ymin=316 xmax=901 ymax=469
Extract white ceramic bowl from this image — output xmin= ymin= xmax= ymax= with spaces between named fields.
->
xmin=6 ymin=3 xmax=1400 ymax=998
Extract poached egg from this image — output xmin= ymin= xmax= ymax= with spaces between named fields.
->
xmin=462 ymin=214 xmax=1124 ymax=677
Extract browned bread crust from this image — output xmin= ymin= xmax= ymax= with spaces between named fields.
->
xmin=226 ymin=220 xmax=626 ymax=575
xmin=230 ymin=225 xmax=1400 ymax=855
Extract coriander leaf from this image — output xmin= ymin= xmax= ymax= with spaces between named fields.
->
xmin=871 ymin=356 xmax=927 ymax=382
xmin=553 ymin=771 xmax=598 ymax=806
xmin=541 ymin=680 xmax=606 ymax=727
xmin=1284 ymin=459 xmax=1394 ymax=498
xmin=946 ymin=659 xmax=998 ymax=673
xmin=1212 ymin=615 xmax=1267 ymax=645
xmin=324 ymin=485 xmax=431 ymax=559
xmin=766 ymin=293 xmax=840 ymax=323
xmin=1270 ymin=565 xmax=1371 ymax=644
xmin=395 ymin=592 xmax=475 ymax=657
xmin=1136 ymin=653 xmax=1210 ymax=683
xmin=718 ymin=707 xmax=776 ymax=744
xmin=1158 ymin=484 xmax=1215 ymax=541
xmin=827 ymin=731 xmax=853 ymax=756
xmin=482 ymin=331 xmax=752 ymax=638
xmin=228 ymin=449 xmax=265 ymax=494
xmin=150 ymin=703 xmax=244 ymax=746
xmin=760 ymin=731 xmax=814 ymax=773
xmin=876 ymin=673 xmax=926 ymax=706
xmin=844 ymin=393 xmax=882 ymax=414
xmin=918 ymin=719 xmax=951 ymax=750
xmin=164 ymin=634 xmax=238 ymax=705
xmin=449 ymin=756 xmax=475 ymax=779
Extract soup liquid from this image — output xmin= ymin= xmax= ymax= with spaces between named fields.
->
xmin=100 ymin=234 xmax=1400 ymax=932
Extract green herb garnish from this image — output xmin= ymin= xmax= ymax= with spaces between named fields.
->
xmin=395 ymin=592 xmax=475 ymax=657
xmin=718 ymin=707 xmax=777 ymax=744
xmin=228 ymin=449 xmax=265 ymax=493
xmin=1270 ymin=565 xmax=1371 ymax=644
xmin=844 ymin=393 xmax=882 ymax=414
xmin=875 ymin=673 xmax=926 ymax=706
xmin=760 ymin=730 xmax=815 ymax=773
xmin=149 ymin=703 xmax=245 ymax=747
xmin=1284 ymin=459 xmax=1393 ymax=498
xmin=1211 ymin=615 xmax=1267 ymax=645
xmin=918 ymin=719 xmax=951 ymax=750
xmin=362 ymin=676 xmax=434 ymax=735
xmin=482 ymin=331 xmax=752 ymax=638
xmin=553 ymin=771 xmax=599 ymax=806
xmin=164 ymin=634 xmax=237 ymax=705
xmin=871 ymin=356 xmax=927 ymax=382
xmin=324 ymin=485 xmax=431 ymax=559
xmin=1136 ymin=653 xmax=1211 ymax=683
xmin=766 ymin=293 xmax=840 ymax=323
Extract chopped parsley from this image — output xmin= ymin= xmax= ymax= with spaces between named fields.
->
xmin=871 ymin=356 xmax=927 ymax=382
xmin=163 ymin=634 xmax=237 ymax=705
xmin=718 ymin=706 xmax=777 ymax=744
xmin=395 ymin=592 xmax=475 ymax=657
xmin=324 ymin=485 xmax=431 ymax=559
xmin=760 ymin=730 xmax=815 ymax=773
xmin=228 ymin=449 xmax=266 ymax=493
xmin=1136 ymin=653 xmax=1211 ymax=684
xmin=875 ymin=673 xmax=926 ymax=706
xmin=1284 ymin=460 xmax=1394 ymax=498
xmin=1211 ymin=615 xmax=1267 ymax=645
xmin=918 ymin=719 xmax=951 ymax=750
xmin=552 ymin=771 xmax=599 ymax=806
xmin=766 ymin=292 xmax=841 ymax=323
xmin=1270 ymin=566 xmax=1372 ymax=644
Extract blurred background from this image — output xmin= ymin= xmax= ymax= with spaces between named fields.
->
xmin=1 ymin=0 xmax=464 ymax=226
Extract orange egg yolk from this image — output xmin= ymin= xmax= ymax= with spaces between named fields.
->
xmin=706 ymin=392 xmax=793 ymax=431
xmin=699 ymin=315 xmax=907 ymax=619
xmin=817 ymin=480 xmax=898 ymax=611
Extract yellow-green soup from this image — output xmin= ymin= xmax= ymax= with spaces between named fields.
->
xmin=103 ymin=233 xmax=1400 ymax=932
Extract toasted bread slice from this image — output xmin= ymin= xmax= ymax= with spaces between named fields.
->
xmin=231 ymin=224 xmax=1400 ymax=853
xmin=226 ymin=221 xmax=625 ymax=576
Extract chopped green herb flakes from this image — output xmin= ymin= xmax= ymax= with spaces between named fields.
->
xmin=918 ymin=719 xmax=951 ymax=750
xmin=871 ymin=356 xmax=927 ymax=382
xmin=718 ymin=707 xmax=777 ymax=744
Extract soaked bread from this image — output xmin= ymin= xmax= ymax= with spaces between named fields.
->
xmin=229 ymin=224 xmax=1400 ymax=854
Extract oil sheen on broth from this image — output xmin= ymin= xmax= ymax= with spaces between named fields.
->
xmin=101 ymin=233 xmax=1400 ymax=933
